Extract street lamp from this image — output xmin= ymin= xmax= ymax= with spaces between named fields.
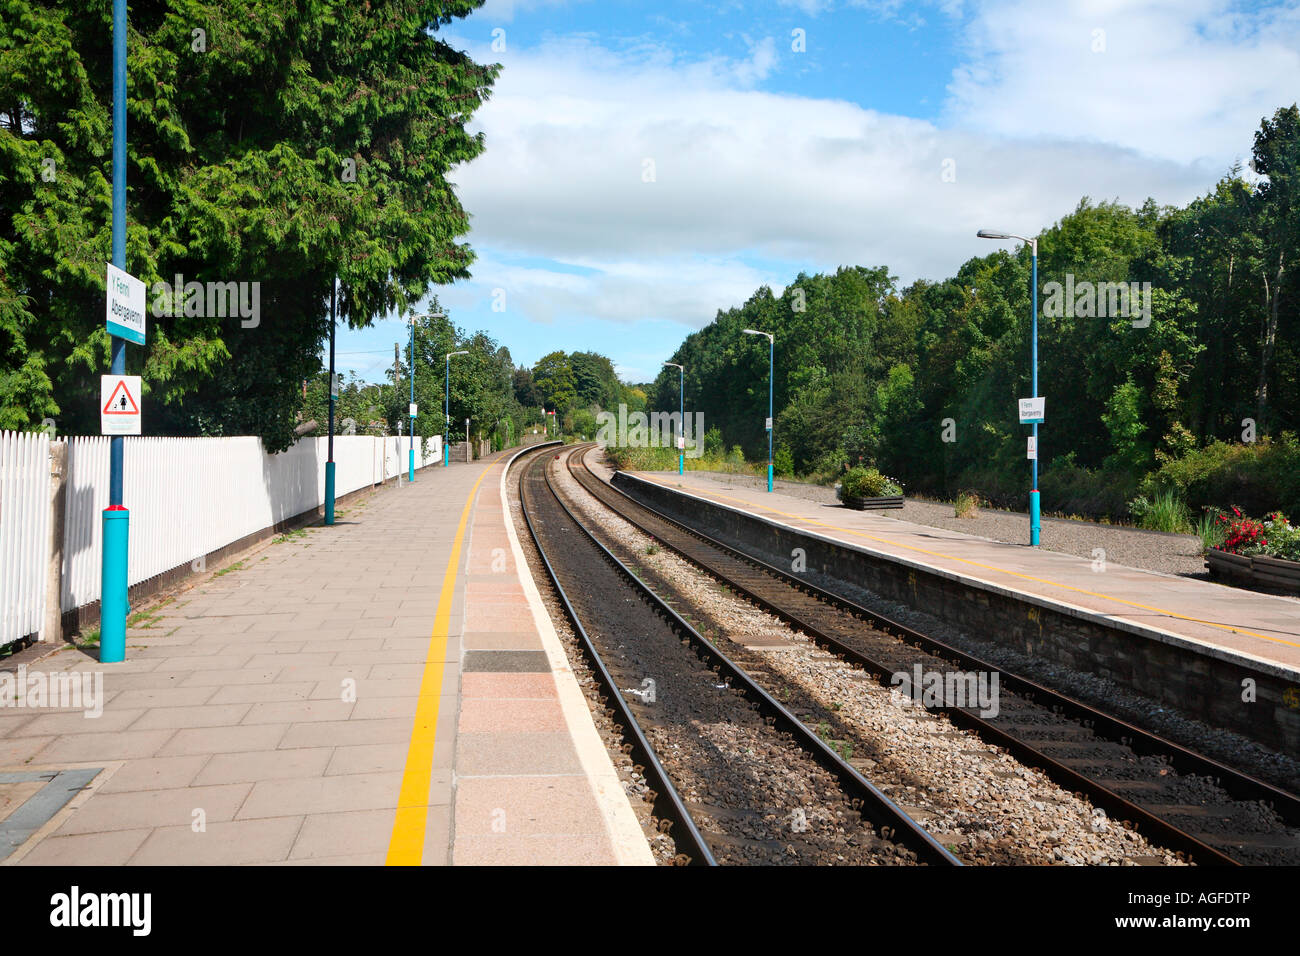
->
xmin=407 ymin=315 xmax=417 ymax=482
xmin=445 ymin=349 xmax=468 ymax=466
xmin=742 ymin=328 xmax=774 ymax=492
xmin=978 ymin=228 xmax=1041 ymax=545
xmin=663 ymin=362 xmax=685 ymax=475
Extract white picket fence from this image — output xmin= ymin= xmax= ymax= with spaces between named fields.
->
xmin=1 ymin=431 xmax=52 ymax=646
xmin=1 ymin=431 xmax=442 ymax=645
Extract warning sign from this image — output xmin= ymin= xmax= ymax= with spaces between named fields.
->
xmin=101 ymin=375 xmax=142 ymax=435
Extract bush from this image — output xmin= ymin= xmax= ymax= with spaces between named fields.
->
xmin=1127 ymin=490 xmax=1193 ymax=533
xmin=954 ymin=489 xmax=981 ymax=518
xmin=774 ymin=446 xmax=794 ymax=478
xmin=1142 ymin=435 xmax=1300 ymax=518
xmin=841 ymin=466 xmax=903 ymax=498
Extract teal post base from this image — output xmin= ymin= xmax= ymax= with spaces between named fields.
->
xmin=678 ymin=453 xmax=684 ymax=475
xmin=767 ymin=463 xmax=774 ymax=493
xmin=100 ymin=508 xmax=129 ymax=663
xmin=1029 ymin=490 xmax=1041 ymax=546
xmin=408 ymin=448 xmax=415 ymax=482
xmin=444 ymin=443 xmax=450 ymax=467
xmin=324 ymin=461 xmax=336 ymax=526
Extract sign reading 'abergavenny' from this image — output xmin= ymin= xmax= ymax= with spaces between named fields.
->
xmin=106 ymin=263 xmax=147 ymax=346
xmin=1018 ymin=397 xmax=1045 ymax=424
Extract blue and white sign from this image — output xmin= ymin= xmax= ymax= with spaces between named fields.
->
xmin=105 ymin=263 xmax=146 ymax=346
xmin=1018 ymin=396 xmax=1045 ymax=424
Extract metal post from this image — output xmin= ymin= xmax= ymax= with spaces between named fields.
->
xmin=445 ymin=355 xmax=451 ymax=466
xmin=767 ymin=335 xmax=774 ymax=493
xmin=408 ymin=318 xmax=415 ymax=481
xmin=101 ymin=0 xmax=130 ymax=664
xmin=1029 ymin=241 xmax=1040 ymax=546
xmin=679 ymin=364 xmax=685 ymax=475
xmin=325 ymin=279 xmax=337 ymax=525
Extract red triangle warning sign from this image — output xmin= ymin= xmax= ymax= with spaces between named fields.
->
xmin=102 ymin=379 xmax=140 ymax=415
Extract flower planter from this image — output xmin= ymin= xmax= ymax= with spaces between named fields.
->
xmin=842 ymin=496 xmax=904 ymax=512
xmin=1206 ymin=548 xmax=1300 ymax=593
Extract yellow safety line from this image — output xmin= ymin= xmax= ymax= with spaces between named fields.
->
xmin=386 ymin=456 xmax=502 ymax=866
xmin=641 ymin=475 xmax=1300 ymax=653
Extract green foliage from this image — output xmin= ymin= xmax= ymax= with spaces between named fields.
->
xmin=1141 ymin=435 xmax=1300 ymax=518
xmin=0 ymin=0 xmax=498 ymax=447
xmin=1127 ymin=490 xmax=1193 ymax=533
xmin=774 ymin=445 xmax=794 ymax=477
xmin=643 ymin=105 xmax=1300 ymax=521
xmin=840 ymin=466 xmax=902 ymax=498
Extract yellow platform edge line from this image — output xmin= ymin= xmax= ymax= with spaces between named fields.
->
xmin=385 ymin=459 xmax=499 ymax=866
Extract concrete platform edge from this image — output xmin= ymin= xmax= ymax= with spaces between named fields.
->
xmin=503 ymin=447 xmax=654 ymax=866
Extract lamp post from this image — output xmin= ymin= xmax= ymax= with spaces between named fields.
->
xmin=325 ymin=278 xmax=338 ymax=524
xmin=407 ymin=315 xmax=416 ymax=482
xmin=444 ymin=349 xmax=468 ymax=466
xmin=100 ymin=0 xmax=130 ymax=663
xmin=742 ymin=328 xmax=774 ymax=492
xmin=663 ymin=362 xmax=684 ymax=474
xmin=978 ymin=228 xmax=1040 ymax=545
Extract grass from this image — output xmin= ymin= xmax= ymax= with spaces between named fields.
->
xmin=213 ymin=560 xmax=246 ymax=577
xmin=1133 ymin=489 xmax=1194 ymax=534
xmin=1196 ymin=509 xmax=1228 ymax=551
xmin=273 ymin=528 xmax=309 ymax=544
xmin=645 ymin=542 xmax=660 ymax=556
xmin=953 ymin=489 xmax=981 ymax=519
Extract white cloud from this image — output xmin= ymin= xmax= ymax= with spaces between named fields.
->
xmin=946 ymin=0 xmax=1300 ymax=165
xmin=440 ymin=4 xmax=1292 ymax=351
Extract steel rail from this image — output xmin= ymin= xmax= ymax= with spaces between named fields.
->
xmin=571 ymin=446 xmax=1295 ymax=866
xmin=533 ymin=447 xmax=962 ymax=866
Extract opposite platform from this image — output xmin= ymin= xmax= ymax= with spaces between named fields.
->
xmin=1 ymin=447 xmax=650 ymax=866
xmin=627 ymin=470 xmax=1300 ymax=678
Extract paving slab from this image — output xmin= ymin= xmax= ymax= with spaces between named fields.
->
xmin=3 ymin=447 xmax=651 ymax=866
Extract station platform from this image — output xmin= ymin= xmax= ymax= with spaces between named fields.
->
xmin=628 ymin=471 xmax=1300 ymax=679
xmin=1 ymin=447 xmax=652 ymax=866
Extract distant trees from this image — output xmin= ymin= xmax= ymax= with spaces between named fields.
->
xmin=651 ymin=105 xmax=1300 ymax=516
xmin=517 ymin=349 xmax=642 ymax=430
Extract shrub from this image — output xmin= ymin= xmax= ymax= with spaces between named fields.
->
xmin=774 ymin=446 xmax=794 ymax=477
xmin=954 ymin=489 xmax=981 ymax=518
xmin=841 ymin=466 xmax=903 ymax=498
xmin=1127 ymin=489 xmax=1193 ymax=533
xmin=1142 ymin=435 xmax=1300 ymax=518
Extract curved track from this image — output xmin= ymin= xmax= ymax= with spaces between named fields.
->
xmin=517 ymin=445 xmax=961 ymax=866
xmin=569 ymin=445 xmax=1300 ymax=866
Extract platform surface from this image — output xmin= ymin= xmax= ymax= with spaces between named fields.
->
xmin=628 ymin=471 xmax=1300 ymax=678
xmin=1 ymin=449 xmax=650 ymax=866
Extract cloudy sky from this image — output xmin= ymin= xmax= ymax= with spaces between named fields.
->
xmin=331 ymin=0 xmax=1300 ymax=385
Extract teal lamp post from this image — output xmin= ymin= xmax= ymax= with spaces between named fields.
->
xmin=742 ymin=328 xmax=774 ymax=492
xmin=663 ymin=361 xmax=684 ymax=474
xmin=978 ymin=228 xmax=1040 ymax=545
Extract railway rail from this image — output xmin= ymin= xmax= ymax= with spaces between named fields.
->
xmin=516 ymin=445 xmax=961 ymax=866
xmin=566 ymin=444 xmax=1300 ymax=866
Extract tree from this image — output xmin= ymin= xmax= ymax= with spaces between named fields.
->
xmin=0 ymin=0 xmax=498 ymax=447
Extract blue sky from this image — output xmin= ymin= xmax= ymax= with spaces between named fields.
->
xmin=329 ymin=0 xmax=1300 ymax=386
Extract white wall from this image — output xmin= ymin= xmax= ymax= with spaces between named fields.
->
xmin=1 ymin=431 xmax=442 ymax=644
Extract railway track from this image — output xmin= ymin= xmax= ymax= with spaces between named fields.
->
xmin=517 ymin=445 xmax=961 ymax=866
xmin=567 ymin=444 xmax=1300 ymax=866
